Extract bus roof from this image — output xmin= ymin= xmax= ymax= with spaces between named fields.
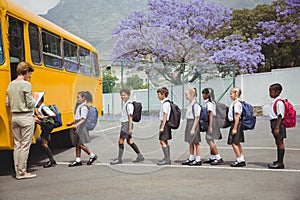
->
xmin=2 ymin=0 xmax=98 ymax=52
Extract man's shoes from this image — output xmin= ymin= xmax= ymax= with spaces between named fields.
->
xmin=268 ymin=163 xmax=284 ymax=169
xmin=87 ymin=155 xmax=98 ymax=165
xmin=68 ymin=161 xmax=82 ymax=167
xmin=182 ymin=159 xmax=194 ymax=165
xmin=189 ymin=160 xmax=202 ymax=166
xmin=110 ymin=158 xmax=122 ymax=165
xmin=16 ymin=173 xmax=37 ymax=180
xmin=43 ymin=161 xmax=56 ymax=168
xmin=230 ymin=161 xmax=246 ymax=167
xmin=210 ymin=158 xmax=224 ymax=165
xmin=133 ymin=154 xmax=145 ymax=163
xmin=203 ymin=158 xmax=215 ymax=164
xmin=157 ymin=160 xmax=171 ymax=165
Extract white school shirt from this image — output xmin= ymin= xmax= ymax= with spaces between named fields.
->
xmin=160 ymin=98 xmax=171 ymax=121
xmin=269 ymin=96 xmax=285 ymax=119
xmin=228 ymin=99 xmax=243 ymax=122
xmin=74 ymin=102 xmax=88 ymax=121
xmin=120 ymin=100 xmax=134 ymax=122
xmin=185 ymin=101 xmax=201 ymax=119
xmin=38 ymin=103 xmax=56 ymax=117
xmin=205 ymin=99 xmax=216 ymax=116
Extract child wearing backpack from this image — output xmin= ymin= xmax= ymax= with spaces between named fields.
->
xmin=110 ymin=89 xmax=144 ymax=165
xmin=157 ymin=87 xmax=172 ymax=165
xmin=67 ymin=91 xmax=98 ymax=167
xmin=228 ymin=87 xmax=246 ymax=167
xmin=268 ymin=83 xmax=287 ymax=169
xmin=35 ymin=96 xmax=57 ymax=168
xmin=182 ymin=88 xmax=202 ymax=166
xmin=202 ymin=88 xmax=223 ymax=165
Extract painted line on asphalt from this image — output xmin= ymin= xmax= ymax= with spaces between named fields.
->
xmin=93 ymin=125 xmax=120 ymax=134
xmin=56 ymin=161 xmax=300 ymax=173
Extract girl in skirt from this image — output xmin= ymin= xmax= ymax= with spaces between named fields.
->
xmin=228 ymin=87 xmax=246 ymax=167
xmin=182 ymin=88 xmax=202 ymax=166
xmin=202 ymin=88 xmax=223 ymax=165
xmin=67 ymin=91 xmax=98 ymax=167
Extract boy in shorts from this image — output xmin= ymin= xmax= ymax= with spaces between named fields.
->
xmin=268 ymin=83 xmax=286 ymax=169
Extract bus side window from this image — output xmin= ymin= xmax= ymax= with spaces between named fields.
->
xmin=42 ymin=30 xmax=62 ymax=69
xmin=64 ymin=40 xmax=79 ymax=73
xmin=28 ymin=23 xmax=41 ymax=65
xmin=8 ymin=16 xmax=25 ymax=80
xmin=79 ymin=47 xmax=92 ymax=76
xmin=0 ymin=21 xmax=4 ymax=65
xmin=92 ymin=52 xmax=100 ymax=77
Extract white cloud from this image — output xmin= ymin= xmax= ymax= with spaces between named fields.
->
xmin=10 ymin=0 xmax=59 ymax=14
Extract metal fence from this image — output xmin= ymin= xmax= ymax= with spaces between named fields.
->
xmin=101 ymin=60 xmax=235 ymax=116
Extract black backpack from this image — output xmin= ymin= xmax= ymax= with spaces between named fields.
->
xmin=165 ymin=100 xmax=181 ymax=129
xmin=215 ymin=102 xmax=231 ymax=128
xmin=127 ymin=101 xmax=142 ymax=122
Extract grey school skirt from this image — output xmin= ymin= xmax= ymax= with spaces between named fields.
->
xmin=70 ymin=121 xmax=91 ymax=146
xmin=206 ymin=116 xmax=222 ymax=141
xmin=120 ymin=121 xmax=133 ymax=139
xmin=185 ymin=119 xmax=201 ymax=144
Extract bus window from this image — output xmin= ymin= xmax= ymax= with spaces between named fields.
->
xmin=92 ymin=52 xmax=100 ymax=77
xmin=42 ymin=30 xmax=62 ymax=69
xmin=0 ymin=21 xmax=4 ymax=65
xmin=28 ymin=23 xmax=41 ymax=65
xmin=8 ymin=16 xmax=25 ymax=80
xmin=79 ymin=47 xmax=92 ymax=76
xmin=64 ymin=40 xmax=79 ymax=73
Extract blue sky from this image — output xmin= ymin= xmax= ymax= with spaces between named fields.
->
xmin=11 ymin=0 xmax=59 ymax=14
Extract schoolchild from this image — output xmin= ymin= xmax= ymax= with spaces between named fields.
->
xmin=268 ymin=83 xmax=286 ymax=169
xmin=157 ymin=87 xmax=172 ymax=165
xmin=202 ymin=88 xmax=223 ymax=165
xmin=67 ymin=91 xmax=98 ymax=167
xmin=35 ymin=97 xmax=57 ymax=168
xmin=228 ymin=87 xmax=246 ymax=167
xmin=110 ymin=89 xmax=144 ymax=165
xmin=182 ymin=88 xmax=202 ymax=166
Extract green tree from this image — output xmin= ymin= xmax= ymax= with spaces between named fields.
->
xmin=124 ymin=74 xmax=147 ymax=90
xmin=102 ymin=69 xmax=118 ymax=93
xmin=218 ymin=1 xmax=300 ymax=72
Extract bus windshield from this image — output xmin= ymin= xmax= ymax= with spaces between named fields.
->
xmin=0 ymin=21 xmax=4 ymax=65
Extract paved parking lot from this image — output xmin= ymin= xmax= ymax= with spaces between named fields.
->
xmin=0 ymin=117 xmax=300 ymax=200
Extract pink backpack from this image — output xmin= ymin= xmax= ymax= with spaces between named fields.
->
xmin=273 ymin=99 xmax=296 ymax=128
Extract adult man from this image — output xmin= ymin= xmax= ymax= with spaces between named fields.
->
xmin=6 ymin=62 xmax=38 ymax=180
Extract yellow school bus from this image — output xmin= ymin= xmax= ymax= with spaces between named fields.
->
xmin=0 ymin=0 xmax=102 ymax=150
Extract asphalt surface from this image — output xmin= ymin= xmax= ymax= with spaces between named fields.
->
xmin=0 ymin=117 xmax=300 ymax=200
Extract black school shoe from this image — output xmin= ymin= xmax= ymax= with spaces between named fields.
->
xmin=189 ymin=160 xmax=202 ymax=166
xmin=230 ymin=161 xmax=246 ymax=167
xmin=203 ymin=158 xmax=215 ymax=164
xmin=210 ymin=158 xmax=224 ymax=165
xmin=182 ymin=159 xmax=194 ymax=165
xmin=268 ymin=163 xmax=284 ymax=169
xmin=87 ymin=155 xmax=98 ymax=165
xmin=68 ymin=161 xmax=82 ymax=167
xmin=110 ymin=158 xmax=123 ymax=165
xmin=43 ymin=161 xmax=56 ymax=168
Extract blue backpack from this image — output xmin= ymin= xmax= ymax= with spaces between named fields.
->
xmin=48 ymin=104 xmax=63 ymax=128
xmin=239 ymin=101 xmax=256 ymax=130
xmin=81 ymin=105 xmax=98 ymax=131
xmin=192 ymin=103 xmax=208 ymax=132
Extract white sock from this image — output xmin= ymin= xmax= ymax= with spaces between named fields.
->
xmin=189 ymin=154 xmax=195 ymax=161
xmin=237 ymin=156 xmax=245 ymax=162
xmin=215 ymin=154 xmax=221 ymax=160
xmin=90 ymin=153 xmax=95 ymax=158
xmin=209 ymin=155 xmax=215 ymax=160
xmin=76 ymin=157 xmax=81 ymax=162
xmin=196 ymin=156 xmax=201 ymax=162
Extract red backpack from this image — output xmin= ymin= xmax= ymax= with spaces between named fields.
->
xmin=273 ymin=99 xmax=296 ymax=128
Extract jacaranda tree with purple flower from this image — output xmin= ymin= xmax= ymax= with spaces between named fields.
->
xmin=112 ymin=0 xmax=265 ymax=84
